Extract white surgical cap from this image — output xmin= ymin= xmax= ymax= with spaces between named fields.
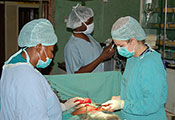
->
xmin=66 ymin=4 xmax=94 ymax=29
xmin=18 ymin=18 xmax=57 ymax=47
xmin=111 ymin=16 xmax=146 ymax=41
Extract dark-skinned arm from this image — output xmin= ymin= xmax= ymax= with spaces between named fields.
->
xmin=75 ymin=43 xmax=115 ymax=73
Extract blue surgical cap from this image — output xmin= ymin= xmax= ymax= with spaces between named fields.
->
xmin=111 ymin=16 xmax=146 ymax=41
xmin=18 ymin=19 xmax=57 ymax=47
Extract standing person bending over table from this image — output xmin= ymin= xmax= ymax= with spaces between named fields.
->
xmin=0 ymin=19 xmax=83 ymax=120
xmin=102 ymin=16 xmax=168 ymax=120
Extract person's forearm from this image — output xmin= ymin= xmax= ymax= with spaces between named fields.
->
xmin=75 ymin=55 xmax=103 ymax=73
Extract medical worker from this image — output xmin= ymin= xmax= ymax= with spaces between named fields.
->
xmin=102 ymin=16 xmax=168 ymax=120
xmin=0 ymin=19 xmax=83 ymax=120
xmin=64 ymin=4 xmax=115 ymax=74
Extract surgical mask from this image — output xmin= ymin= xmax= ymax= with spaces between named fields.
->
xmin=74 ymin=22 xmax=94 ymax=35
xmin=117 ymin=46 xmax=135 ymax=58
xmin=83 ymin=22 xmax=94 ymax=35
xmin=36 ymin=47 xmax=52 ymax=68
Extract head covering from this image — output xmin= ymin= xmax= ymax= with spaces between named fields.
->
xmin=66 ymin=3 xmax=94 ymax=29
xmin=18 ymin=18 xmax=57 ymax=47
xmin=111 ymin=16 xmax=146 ymax=41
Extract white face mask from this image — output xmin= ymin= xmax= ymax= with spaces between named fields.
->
xmin=74 ymin=22 xmax=94 ymax=35
xmin=83 ymin=22 xmax=94 ymax=35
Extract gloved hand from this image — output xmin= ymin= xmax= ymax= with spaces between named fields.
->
xmin=101 ymin=99 xmax=124 ymax=112
xmin=101 ymin=43 xmax=115 ymax=61
xmin=111 ymin=96 xmax=121 ymax=100
xmin=61 ymin=97 xmax=84 ymax=111
xmin=104 ymin=38 xmax=113 ymax=46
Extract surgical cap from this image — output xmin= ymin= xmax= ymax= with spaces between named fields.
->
xmin=111 ymin=16 xmax=146 ymax=41
xmin=66 ymin=4 xmax=94 ymax=29
xmin=18 ymin=19 xmax=57 ymax=47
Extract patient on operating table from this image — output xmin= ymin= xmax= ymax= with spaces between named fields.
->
xmin=71 ymin=98 xmax=121 ymax=120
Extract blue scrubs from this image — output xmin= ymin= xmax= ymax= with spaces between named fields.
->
xmin=0 ymin=54 xmax=62 ymax=120
xmin=121 ymin=47 xmax=168 ymax=120
xmin=64 ymin=35 xmax=104 ymax=74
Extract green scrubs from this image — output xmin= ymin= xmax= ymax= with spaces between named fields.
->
xmin=121 ymin=48 xmax=168 ymax=120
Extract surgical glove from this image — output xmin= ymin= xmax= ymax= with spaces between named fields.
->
xmin=101 ymin=100 xmax=124 ymax=112
xmin=104 ymin=38 xmax=112 ymax=46
xmin=112 ymin=96 xmax=121 ymax=100
xmin=101 ymin=44 xmax=115 ymax=61
xmin=61 ymin=97 xmax=83 ymax=111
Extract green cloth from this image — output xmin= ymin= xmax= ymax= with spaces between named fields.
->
xmin=45 ymin=71 xmax=122 ymax=119
xmin=9 ymin=53 xmax=26 ymax=64
xmin=45 ymin=71 xmax=122 ymax=103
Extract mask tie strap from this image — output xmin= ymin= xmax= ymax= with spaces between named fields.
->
xmin=23 ymin=48 xmax=30 ymax=63
xmin=72 ymin=9 xmax=88 ymax=27
xmin=23 ymin=48 xmax=33 ymax=67
xmin=42 ymin=46 xmax=48 ymax=58
xmin=37 ymin=52 xmax=41 ymax=60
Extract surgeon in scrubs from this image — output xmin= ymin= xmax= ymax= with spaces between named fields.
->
xmin=0 ymin=19 xmax=82 ymax=120
xmin=64 ymin=4 xmax=115 ymax=74
xmin=102 ymin=16 xmax=168 ymax=120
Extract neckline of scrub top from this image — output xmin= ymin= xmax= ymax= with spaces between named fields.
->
xmin=72 ymin=34 xmax=92 ymax=44
xmin=137 ymin=44 xmax=166 ymax=69
xmin=132 ymin=44 xmax=153 ymax=60
xmin=8 ymin=53 xmax=27 ymax=64
xmin=139 ymin=44 xmax=149 ymax=57
xmin=139 ymin=44 xmax=154 ymax=57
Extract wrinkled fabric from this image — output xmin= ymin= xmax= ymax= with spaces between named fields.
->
xmin=18 ymin=19 xmax=57 ymax=47
xmin=7 ymin=52 xmax=27 ymax=64
xmin=45 ymin=71 xmax=122 ymax=119
xmin=66 ymin=3 xmax=94 ymax=29
xmin=120 ymin=49 xmax=168 ymax=120
xmin=64 ymin=35 xmax=104 ymax=74
xmin=0 ymin=63 xmax=62 ymax=120
xmin=111 ymin=16 xmax=146 ymax=41
xmin=45 ymin=71 xmax=122 ymax=102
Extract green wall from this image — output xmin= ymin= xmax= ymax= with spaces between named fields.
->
xmin=52 ymin=0 xmax=140 ymax=74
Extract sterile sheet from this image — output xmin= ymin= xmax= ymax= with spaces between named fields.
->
xmin=45 ymin=71 xmax=122 ymax=103
xmin=45 ymin=71 xmax=122 ymax=120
